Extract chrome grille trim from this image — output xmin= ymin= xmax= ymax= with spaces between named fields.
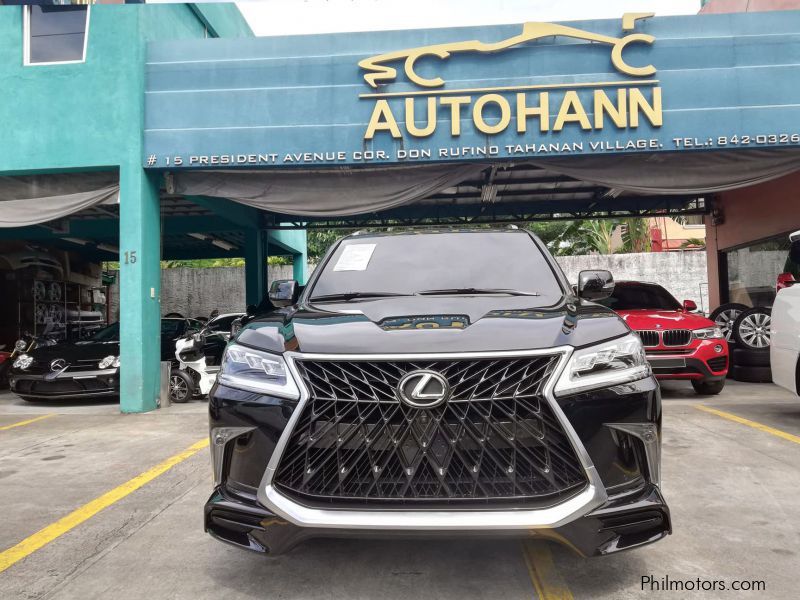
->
xmin=636 ymin=330 xmax=660 ymax=347
xmin=274 ymin=355 xmax=586 ymax=505
xmin=256 ymin=348 xmax=608 ymax=530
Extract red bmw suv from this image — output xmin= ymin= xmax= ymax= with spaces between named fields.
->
xmin=599 ymin=281 xmax=729 ymax=395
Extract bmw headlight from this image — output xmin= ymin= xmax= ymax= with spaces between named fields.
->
xmin=554 ymin=334 xmax=650 ymax=396
xmin=219 ymin=342 xmax=299 ymax=399
xmin=693 ymin=327 xmax=724 ymax=340
xmin=13 ymin=354 xmax=33 ymax=370
xmin=98 ymin=355 xmax=120 ymax=369
xmin=14 ymin=339 xmax=27 ymax=352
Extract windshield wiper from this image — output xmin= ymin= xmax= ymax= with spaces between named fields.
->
xmin=416 ymin=287 xmax=540 ymax=296
xmin=310 ymin=291 xmax=414 ymax=302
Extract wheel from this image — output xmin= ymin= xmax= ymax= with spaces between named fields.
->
xmin=34 ymin=303 xmax=47 ymax=325
xmin=48 ymin=282 xmax=62 ymax=302
xmin=732 ymin=307 xmax=772 ymax=351
xmin=169 ymin=370 xmax=194 ymax=403
xmin=709 ymin=303 xmax=749 ymax=343
xmin=691 ymin=379 xmax=725 ymax=395
xmin=164 ymin=312 xmax=185 ymax=318
xmin=732 ymin=347 xmax=771 ymax=367
xmin=32 ymin=281 xmax=46 ymax=302
xmin=729 ymin=364 xmax=772 ymax=383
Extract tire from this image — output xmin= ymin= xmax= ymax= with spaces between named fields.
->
xmin=164 ymin=312 xmax=185 ymax=319
xmin=732 ymin=307 xmax=772 ymax=351
xmin=732 ymin=347 xmax=771 ymax=367
xmin=709 ymin=303 xmax=749 ymax=343
xmin=691 ymin=379 xmax=725 ymax=395
xmin=169 ymin=369 xmax=194 ymax=403
xmin=729 ymin=364 xmax=772 ymax=383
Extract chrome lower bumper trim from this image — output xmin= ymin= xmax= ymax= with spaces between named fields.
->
xmin=262 ymin=475 xmax=602 ymax=531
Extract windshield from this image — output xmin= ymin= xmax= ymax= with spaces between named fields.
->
xmin=161 ymin=319 xmax=185 ymax=339
xmin=598 ymin=284 xmax=682 ymax=311
xmin=309 ymin=231 xmax=563 ymax=301
xmin=207 ymin=315 xmax=239 ymax=332
xmin=90 ymin=322 xmax=119 ymax=342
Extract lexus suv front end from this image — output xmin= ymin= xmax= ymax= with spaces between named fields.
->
xmin=205 ymin=229 xmax=670 ymax=556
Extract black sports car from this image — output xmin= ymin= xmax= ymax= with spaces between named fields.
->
xmin=8 ymin=317 xmax=213 ymax=402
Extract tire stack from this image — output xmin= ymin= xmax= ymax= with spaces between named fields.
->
xmin=710 ymin=303 xmax=772 ymax=383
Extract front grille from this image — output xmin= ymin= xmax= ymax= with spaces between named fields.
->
xmin=707 ymin=356 xmax=728 ymax=372
xmin=69 ymin=359 xmax=103 ymax=372
xmin=273 ymin=355 xmax=588 ymax=507
xmin=662 ymin=329 xmax=692 ymax=346
xmin=637 ymin=331 xmax=660 ymax=347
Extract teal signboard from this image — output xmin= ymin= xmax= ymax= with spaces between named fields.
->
xmin=144 ymin=10 xmax=800 ymax=169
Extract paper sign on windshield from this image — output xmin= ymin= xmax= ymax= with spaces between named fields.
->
xmin=333 ymin=244 xmax=376 ymax=271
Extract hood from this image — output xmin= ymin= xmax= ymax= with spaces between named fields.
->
xmin=616 ymin=309 xmax=715 ymax=331
xmin=236 ymin=295 xmax=630 ymax=354
xmin=29 ymin=340 xmax=119 ymax=362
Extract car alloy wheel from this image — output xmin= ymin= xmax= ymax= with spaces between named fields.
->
xmin=734 ymin=308 xmax=772 ymax=350
xmin=710 ymin=303 xmax=748 ymax=342
xmin=169 ymin=374 xmax=190 ymax=402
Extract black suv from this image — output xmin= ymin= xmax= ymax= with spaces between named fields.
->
xmin=205 ymin=229 xmax=670 ymax=556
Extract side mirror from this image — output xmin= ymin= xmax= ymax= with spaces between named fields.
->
xmin=683 ymin=299 xmax=698 ymax=312
xmin=268 ymin=279 xmax=299 ymax=307
xmin=577 ymin=270 xmax=614 ymax=301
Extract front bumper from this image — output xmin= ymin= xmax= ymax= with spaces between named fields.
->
xmin=205 ymin=349 xmax=669 ymax=556
xmin=9 ymin=369 xmax=119 ymax=399
xmin=646 ymin=339 xmax=728 ymax=381
xmin=206 ymin=480 xmax=670 ymax=557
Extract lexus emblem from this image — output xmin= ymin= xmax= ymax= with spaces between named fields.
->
xmin=397 ymin=370 xmax=450 ymax=409
xmin=49 ymin=358 xmax=67 ymax=373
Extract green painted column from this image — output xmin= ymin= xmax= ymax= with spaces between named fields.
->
xmin=119 ymin=164 xmax=162 ymax=413
xmin=293 ymin=235 xmax=309 ymax=284
xmin=245 ymin=229 xmax=266 ymax=306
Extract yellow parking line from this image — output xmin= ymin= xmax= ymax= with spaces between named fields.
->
xmin=0 ymin=437 xmax=209 ymax=574
xmin=522 ymin=541 xmax=574 ymax=600
xmin=695 ymin=405 xmax=800 ymax=445
xmin=0 ymin=414 xmax=55 ymax=431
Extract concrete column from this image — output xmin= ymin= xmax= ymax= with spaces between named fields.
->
xmin=119 ymin=165 xmax=162 ymax=414
xmin=292 ymin=234 xmax=309 ymax=284
xmin=245 ymin=229 xmax=266 ymax=306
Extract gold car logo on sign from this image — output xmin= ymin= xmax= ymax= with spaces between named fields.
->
xmin=358 ymin=13 xmax=662 ymax=141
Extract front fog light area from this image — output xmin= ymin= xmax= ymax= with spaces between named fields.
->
xmin=218 ymin=343 xmax=300 ymax=399
xmin=555 ymin=334 xmax=650 ymax=396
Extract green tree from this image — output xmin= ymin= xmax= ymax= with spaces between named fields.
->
xmin=620 ymin=218 xmax=651 ymax=253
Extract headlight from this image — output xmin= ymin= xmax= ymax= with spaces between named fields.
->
xmin=693 ymin=326 xmax=724 ymax=340
xmin=98 ymin=355 xmax=120 ymax=369
xmin=554 ymin=334 xmax=650 ymax=396
xmin=14 ymin=339 xmax=27 ymax=352
xmin=13 ymin=354 xmax=33 ymax=370
xmin=219 ymin=342 xmax=299 ymax=399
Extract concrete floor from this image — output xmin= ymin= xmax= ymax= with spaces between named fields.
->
xmin=1 ymin=379 xmax=799 ymax=599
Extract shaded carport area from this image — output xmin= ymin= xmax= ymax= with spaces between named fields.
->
xmin=0 ymin=174 xmax=308 ymax=414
